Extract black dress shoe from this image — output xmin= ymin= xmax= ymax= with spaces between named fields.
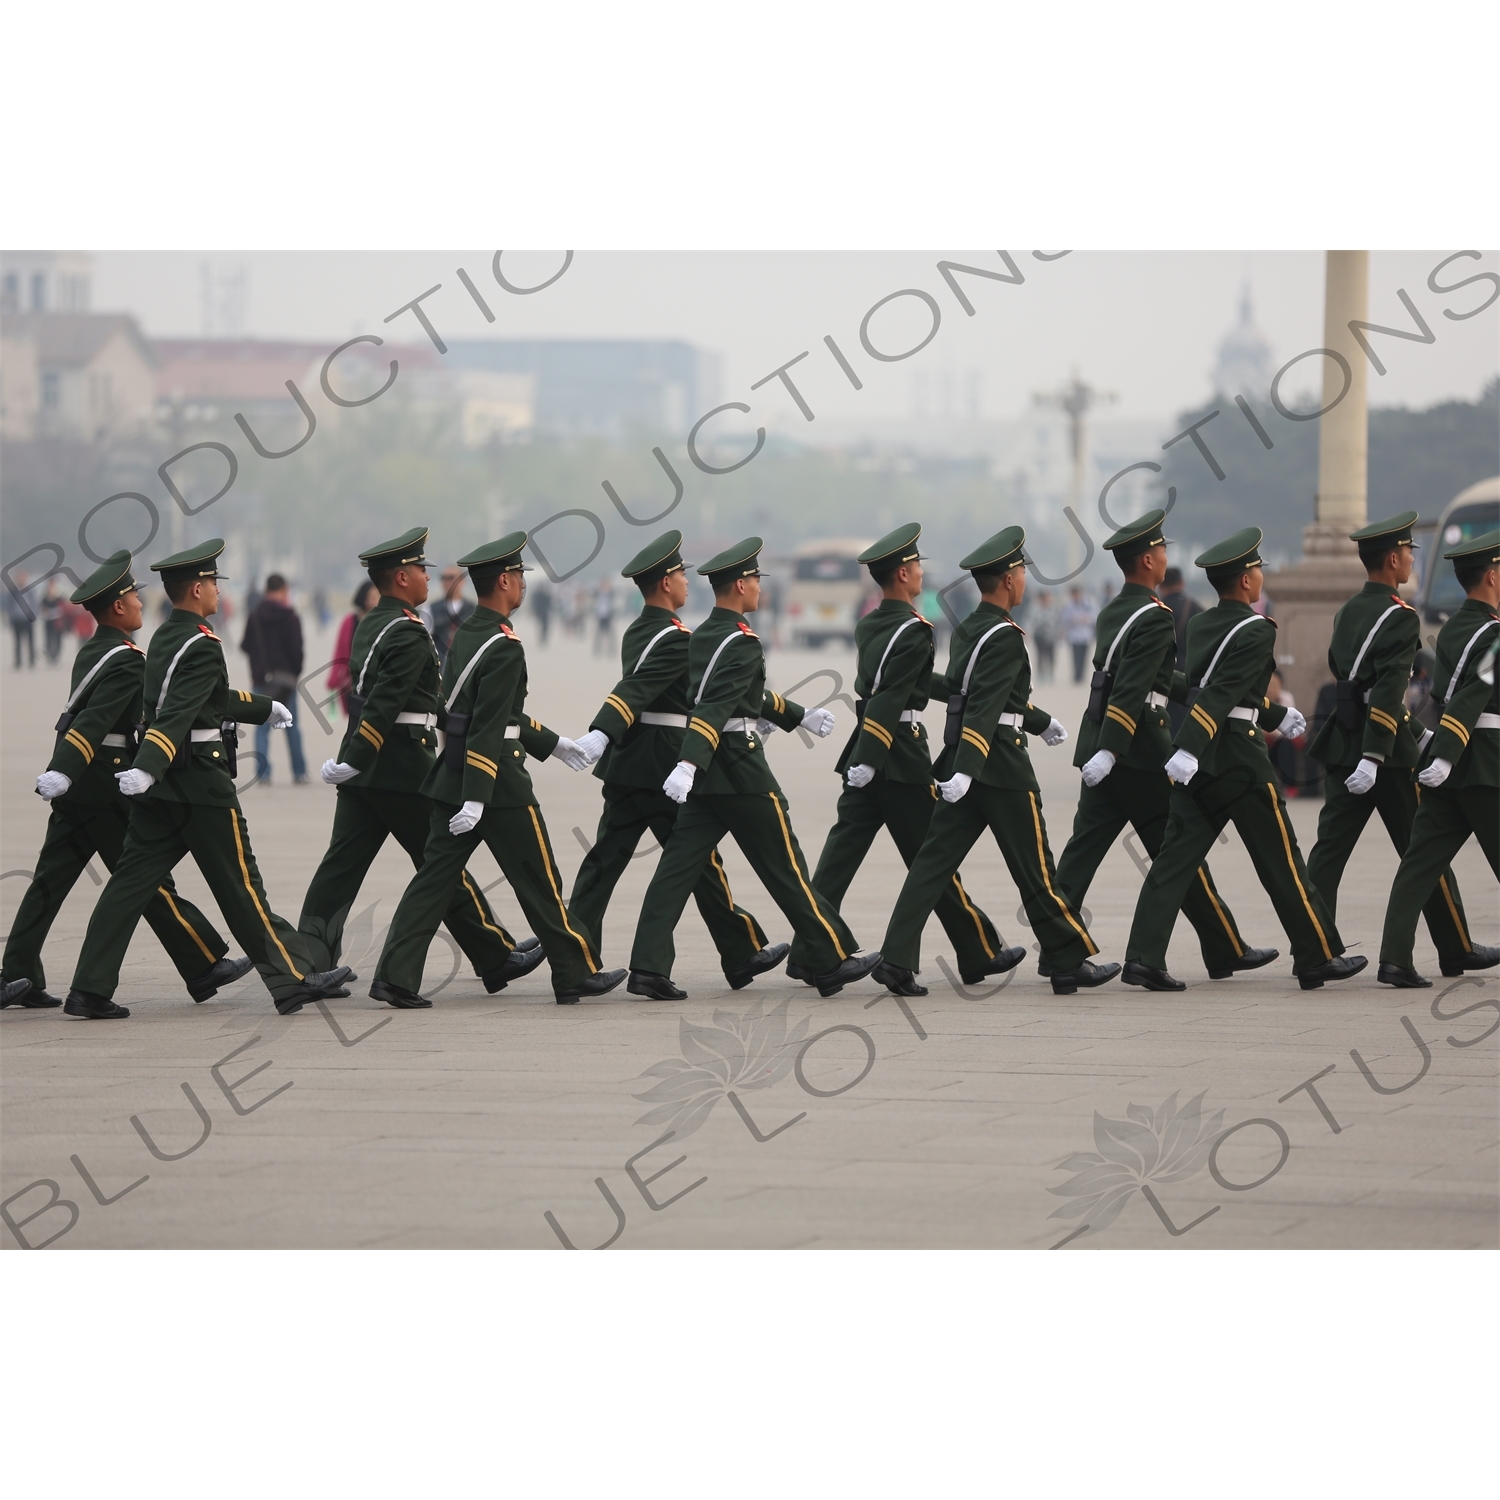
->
xmin=2 ymin=976 xmax=50 ymax=1007
xmin=785 ymin=961 xmax=817 ymax=986
xmin=814 ymin=951 xmax=883 ymax=998
xmin=514 ymin=935 xmax=541 ymax=953
xmin=484 ymin=943 xmax=548 ymax=993
xmin=1440 ymin=944 xmax=1500 ymax=977
xmin=962 ymin=946 xmax=1027 ymax=986
xmin=367 ymin=978 xmax=432 ymax=1009
xmin=1377 ymin=962 xmax=1432 ymax=988
xmin=557 ymin=968 xmax=628 ymax=1004
xmin=872 ymin=960 xmax=927 ymax=996
xmin=1121 ymin=960 xmax=1187 ymax=992
xmin=627 ymin=970 xmax=687 ymax=1001
xmin=1207 ymin=946 xmax=1280 ymax=980
xmin=63 ymin=989 xmax=130 ymax=1019
xmin=1297 ymin=954 xmax=1368 ymax=990
xmin=1051 ymin=960 xmax=1122 ymax=996
xmin=726 ymin=942 xmax=790 ymax=991
xmin=186 ymin=954 xmax=255 ymax=1003
xmin=307 ymin=966 xmax=356 ymax=998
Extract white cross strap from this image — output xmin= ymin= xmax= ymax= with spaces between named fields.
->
xmin=444 ymin=630 xmax=510 ymax=711
xmin=1438 ymin=618 xmax=1499 ymax=704
xmin=1101 ymin=602 xmax=1164 ymax=674
xmin=63 ymin=643 xmax=133 ymax=713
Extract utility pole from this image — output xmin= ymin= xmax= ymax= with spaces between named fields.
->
xmin=1034 ymin=368 xmax=1116 ymax=571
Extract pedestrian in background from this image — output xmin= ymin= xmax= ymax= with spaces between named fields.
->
xmin=241 ymin=573 xmax=308 ymax=784
xmin=329 ymin=580 xmax=379 ymax=717
xmin=1029 ymin=588 xmax=1059 ymax=682
xmin=431 ymin=565 xmax=475 ymax=666
xmin=532 ymin=580 xmax=554 ymax=645
xmin=41 ymin=578 xmax=69 ymax=665
xmin=7 ymin=571 xmax=36 ymax=668
xmin=1063 ymin=585 xmax=1097 ymax=683
xmin=593 ymin=575 xmax=616 ymax=656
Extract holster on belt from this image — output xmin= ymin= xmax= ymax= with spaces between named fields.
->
xmin=1085 ymin=669 xmax=1113 ymax=726
xmin=170 ymin=733 xmax=191 ymax=771
xmin=221 ymin=721 xmax=239 ymax=778
xmin=943 ymin=692 xmax=966 ymax=748
xmin=52 ymin=709 xmax=74 ymax=753
xmin=1334 ymin=678 xmax=1364 ymax=731
xmin=443 ymin=711 xmax=471 ymax=771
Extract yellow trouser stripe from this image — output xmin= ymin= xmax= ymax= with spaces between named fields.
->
xmin=1106 ymin=705 xmax=1136 ymax=734
xmin=64 ymin=729 xmax=94 ymax=763
xmin=358 ymin=721 xmax=383 ymax=750
xmin=951 ymin=875 xmax=995 ymax=959
xmin=158 ymin=885 xmax=216 ymax=963
xmin=1196 ymin=867 xmax=1242 ymax=956
xmin=864 ymin=719 xmax=893 ymax=748
xmin=145 ymin=728 xmax=176 ymax=758
xmin=605 ymin=694 xmax=635 ymax=726
xmin=229 ymin=807 xmax=303 ymax=979
xmin=1437 ymin=875 xmax=1470 ymax=951
xmin=1026 ymin=791 xmax=1096 ymax=953
xmin=461 ymin=870 xmax=509 ymax=943
xmin=768 ymin=792 xmax=846 ymax=961
xmin=527 ymin=806 xmax=597 ymax=972
xmin=710 ymin=848 xmax=759 ymax=946
xmin=1265 ymin=783 xmax=1331 ymax=960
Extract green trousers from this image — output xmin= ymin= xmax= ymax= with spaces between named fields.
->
xmin=1308 ymin=765 xmax=1472 ymax=965
xmin=1380 ymin=782 xmax=1498 ymax=967
xmin=377 ymin=799 xmax=600 ymax=995
xmin=882 ymin=784 xmax=1095 ymax=973
xmin=3 ymin=795 xmax=227 ymax=992
xmin=1056 ymin=765 xmax=1249 ymax=972
xmin=72 ymin=797 xmax=316 ymax=1002
xmin=791 ymin=774 xmax=1004 ymax=975
xmin=568 ymin=782 xmax=768 ymax=975
xmin=1126 ymin=773 xmax=1343 ymax=974
xmin=630 ymin=790 xmax=856 ymax=978
xmin=298 ymin=785 xmax=519 ymax=974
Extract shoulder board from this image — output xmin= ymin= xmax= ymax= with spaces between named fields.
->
xmin=671 ymin=617 xmax=689 ymax=632
xmin=913 ymin=611 xmax=932 ymax=626
xmin=197 ymin=624 xmax=221 ymax=641
xmin=1392 ymin=595 xmax=1414 ymax=610
xmin=402 ymin=608 xmax=421 ymax=621
xmin=127 ymin=641 xmax=145 ymax=653
xmin=736 ymin=621 xmax=759 ymax=638
xmin=500 ymin=621 xmax=519 ymax=639
xmin=1154 ymin=598 xmax=1172 ymax=610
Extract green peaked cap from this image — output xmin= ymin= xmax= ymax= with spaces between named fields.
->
xmin=1103 ymin=507 xmax=1170 ymax=560
xmin=1195 ymin=527 xmax=1263 ymax=581
xmin=696 ymin=536 xmax=763 ymax=582
xmin=151 ymin=537 xmax=226 ymax=583
xmin=960 ymin=526 xmax=1026 ymax=573
xmin=1350 ymin=510 xmax=1419 ymax=548
xmin=858 ymin=522 xmax=923 ymax=569
xmin=71 ymin=549 xmax=139 ymax=607
xmin=621 ymin=529 xmax=688 ymax=582
xmin=458 ymin=531 xmax=531 ymax=581
xmin=359 ymin=526 xmax=428 ymax=571
xmin=1443 ymin=526 xmax=1500 ymax=563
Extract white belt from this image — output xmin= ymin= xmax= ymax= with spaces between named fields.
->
xmin=396 ymin=711 xmax=437 ymax=728
xmin=1476 ymin=712 xmax=1500 ymax=730
xmin=997 ymin=712 xmax=1023 ymax=729
xmin=899 ymin=709 xmax=921 ymax=723
xmin=722 ymin=717 xmax=755 ymax=733
xmin=640 ymin=711 xmax=689 ymax=728
xmin=189 ymin=728 xmax=223 ymax=742
xmin=1228 ymin=706 xmax=1257 ymax=722
xmin=102 ymin=733 xmax=129 ymax=747
xmin=503 ymin=724 xmax=521 ymax=739
xmin=1146 ymin=692 xmax=1169 ymax=709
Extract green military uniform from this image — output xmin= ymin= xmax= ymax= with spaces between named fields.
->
xmin=2 ymin=551 xmax=237 ymax=1003
xmin=1055 ymin=510 xmax=1261 ymax=977
xmin=1306 ymin=512 xmax=1474 ymax=970
xmin=1124 ymin=528 xmax=1360 ymax=990
xmin=567 ymin=531 xmax=772 ymax=977
xmin=1379 ymin=528 xmax=1500 ymax=981
xmin=374 ymin=534 xmax=621 ymax=1005
xmin=297 ymin=527 xmax=526 ymax=982
xmin=628 ymin=538 xmax=877 ymax=997
xmin=68 ymin=541 xmax=343 ymax=1017
xmin=790 ymin=524 xmax=1007 ymax=986
xmin=879 ymin=528 xmax=1114 ymax=995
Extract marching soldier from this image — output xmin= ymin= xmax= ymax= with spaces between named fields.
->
xmin=791 ymin=523 xmax=1018 ymax=998
xmin=568 ymin=531 xmax=786 ymax=988
xmin=63 ymin=540 xmax=353 ymax=1018
xmin=370 ymin=534 xmax=626 ymax=1007
xmin=1307 ymin=511 xmax=1490 ymax=981
xmin=298 ymin=528 xmax=543 ymax=993
xmin=627 ymin=537 xmax=882 ymax=1000
xmin=1055 ymin=510 xmax=1275 ymax=982
xmin=1378 ymin=528 xmax=1500 ymax=986
xmin=875 ymin=528 xmax=1119 ymax=997
xmin=2 ymin=550 xmax=252 ymax=1009
xmin=1121 ymin=527 xmax=1365 ymax=991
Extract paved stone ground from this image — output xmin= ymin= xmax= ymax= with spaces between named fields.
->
xmin=3 ymin=620 xmax=1496 ymax=1249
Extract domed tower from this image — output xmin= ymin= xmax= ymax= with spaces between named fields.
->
xmin=1211 ymin=283 xmax=1274 ymax=398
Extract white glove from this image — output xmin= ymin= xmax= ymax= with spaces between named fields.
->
xmin=846 ymin=763 xmax=875 ymax=789
xmin=449 ymin=799 xmax=484 ymax=835
xmin=1418 ymin=757 xmax=1453 ymax=789
xmin=551 ymin=736 xmax=591 ymax=772
xmin=937 ymin=771 xmax=972 ymax=803
xmin=1344 ymin=757 xmax=1380 ymax=796
xmin=115 ymin=768 xmax=155 ymax=796
xmin=1416 ymin=727 xmax=1434 ymax=753
xmin=36 ymin=770 xmax=72 ymax=800
xmin=663 ymin=761 xmax=696 ymax=804
xmin=1041 ymin=717 xmax=1068 ymax=746
xmin=321 ymin=759 xmax=359 ymax=784
xmin=801 ymin=706 xmax=836 ymax=738
xmin=754 ymin=717 xmax=778 ymax=738
xmin=1080 ymin=749 xmax=1116 ymax=787
xmin=574 ymin=729 xmax=610 ymax=765
xmin=1164 ymin=749 xmax=1199 ymax=785
xmin=267 ymin=701 xmax=294 ymax=730
xmin=1277 ymin=706 xmax=1307 ymax=739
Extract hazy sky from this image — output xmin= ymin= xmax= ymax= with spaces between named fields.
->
xmin=93 ymin=250 xmax=1497 ymax=429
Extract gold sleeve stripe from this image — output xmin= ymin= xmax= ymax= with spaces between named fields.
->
xmin=466 ymin=753 xmax=498 ymax=777
xmin=529 ymin=717 xmax=542 ymax=731
xmin=466 ymin=748 xmax=499 ymax=770
xmin=768 ymin=691 xmax=786 ymax=713
xmin=237 ymin=689 xmax=253 ymax=701
xmin=961 ymin=728 xmax=991 ymax=756
xmin=604 ymin=694 xmax=636 ymax=726
xmin=1439 ymin=715 xmax=1470 ymax=746
xmin=687 ymin=718 xmax=720 ymax=749
xmin=863 ymin=720 xmax=893 ymax=749
xmin=358 ymin=721 xmax=384 ymax=750
xmin=1190 ymin=704 xmax=1218 ymax=735
xmin=1105 ymin=705 xmax=1137 ymax=734
xmin=64 ymin=729 xmax=95 ymax=763
xmin=1368 ymin=706 xmax=1398 ymax=732
xmin=144 ymin=728 xmax=176 ymax=758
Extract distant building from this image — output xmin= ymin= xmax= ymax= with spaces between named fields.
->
xmin=0 ymin=312 xmax=157 ymax=441
xmin=1211 ymin=283 xmax=1274 ymax=398
xmin=1 ymin=250 xmax=93 ymax=315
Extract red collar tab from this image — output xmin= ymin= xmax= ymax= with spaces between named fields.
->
xmin=197 ymin=624 xmax=221 ymax=640
xmin=500 ymin=621 xmax=518 ymax=638
xmin=913 ymin=610 xmax=932 ymax=626
xmin=1392 ymin=594 xmax=1413 ymax=608
xmin=736 ymin=621 xmax=758 ymax=637
xmin=402 ymin=608 xmax=420 ymax=620
xmin=671 ymin=617 xmax=688 ymax=630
